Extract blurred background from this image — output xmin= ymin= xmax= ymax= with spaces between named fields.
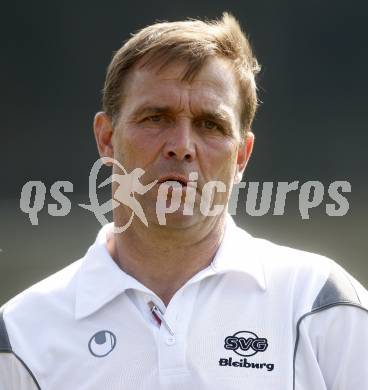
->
xmin=1 ymin=0 xmax=367 ymax=303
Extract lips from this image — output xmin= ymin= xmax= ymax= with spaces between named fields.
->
xmin=158 ymin=175 xmax=188 ymax=186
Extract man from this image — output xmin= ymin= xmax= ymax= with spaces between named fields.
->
xmin=1 ymin=13 xmax=367 ymax=390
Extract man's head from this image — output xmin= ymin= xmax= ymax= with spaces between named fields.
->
xmin=94 ymin=13 xmax=260 ymax=228
xmin=102 ymin=12 xmax=260 ymax=137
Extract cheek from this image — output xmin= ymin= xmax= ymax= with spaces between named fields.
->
xmin=114 ymin=127 xmax=162 ymax=167
xmin=199 ymin=139 xmax=239 ymax=179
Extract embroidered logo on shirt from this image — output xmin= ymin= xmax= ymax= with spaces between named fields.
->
xmin=88 ymin=330 xmax=117 ymax=357
xmin=224 ymin=330 xmax=268 ymax=357
xmin=220 ymin=330 xmax=274 ymax=371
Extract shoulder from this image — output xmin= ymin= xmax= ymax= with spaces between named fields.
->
xmin=1 ymin=259 xmax=83 ymax=354
xmin=0 ymin=259 xmax=83 ymax=389
xmin=236 ymin=225 xmax=368 ymax=314
xmin=1 ymin=259 xmax=83 ymax=319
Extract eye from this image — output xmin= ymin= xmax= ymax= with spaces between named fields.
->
xmin=147 ymin=115 xmax=163 ymax=122
xmin=203 ymin=120 xmax=217 ymax=129
xmin=199 ymin=119 xmax=223 ymax=132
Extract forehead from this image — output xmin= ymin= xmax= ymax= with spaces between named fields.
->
xmin=120 ymin=56 xmax=241 ymax=118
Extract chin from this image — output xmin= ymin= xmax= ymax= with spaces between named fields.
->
xmin=157 ymin=210 xmax=202 ymax=229
xmin=146 ymin=201 xmax=204 ymax=228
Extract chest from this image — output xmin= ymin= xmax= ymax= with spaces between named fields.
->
xmin=37 ymin=278 xmax=296 ymax=389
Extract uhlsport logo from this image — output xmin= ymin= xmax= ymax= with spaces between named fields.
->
xmin=88 ymin=330 xmax=117 ymax=358
xmin=219 ymin=330 xmax=275 ymax=371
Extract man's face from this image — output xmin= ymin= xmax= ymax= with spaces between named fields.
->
xmin=104 ymin=56 xmax=253 ymax=228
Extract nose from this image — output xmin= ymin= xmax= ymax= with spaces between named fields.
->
xmin=163 ymin=119 xmax=196 ymax=162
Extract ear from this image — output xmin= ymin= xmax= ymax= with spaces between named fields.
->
xmin=93 ymin=112 xmax=115 ymax=167
xmin=234 ymin=131 xmax=254 ymax=184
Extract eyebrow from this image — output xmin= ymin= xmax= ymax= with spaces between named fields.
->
xmin=196 ymin=111 xmax=232 ymax=126
xmin=131 ymin=105 xmax=233 ymax=126
xmin=131 ymin=105 xmax=172 ymax=118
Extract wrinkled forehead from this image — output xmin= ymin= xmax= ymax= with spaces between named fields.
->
xmin=121 ymin=56 xmax=242 ymax=120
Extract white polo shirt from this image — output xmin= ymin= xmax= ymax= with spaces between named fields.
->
xmin=1 ymin=216 xmax=368 ymax=389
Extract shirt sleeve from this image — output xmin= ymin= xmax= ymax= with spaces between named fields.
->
xmin=0 ymin=308 xmax=41 ymax=390
xmin=294 ymin=266 xmax=368 ymax=390
xmin=302 ymin=305 xmax=368 ymax=389
xmin=0 ymin=353 xmax=40 ymax=390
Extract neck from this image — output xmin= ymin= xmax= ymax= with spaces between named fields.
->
xmin=107 ymin=214 xmax=227 ymax=306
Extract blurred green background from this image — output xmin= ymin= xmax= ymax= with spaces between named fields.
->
xmin=1 ymin=0 xmax=367 ymax=303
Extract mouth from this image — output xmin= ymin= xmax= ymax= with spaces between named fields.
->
xmin=157 ymin=175 xmax=188 ymax=187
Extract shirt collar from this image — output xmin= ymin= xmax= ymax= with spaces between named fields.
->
xmin=75 ymin=224 xmax=152 ymax=319
xmin=206 ymin=215 xmax=266 ymax=289
xmin=75 ymin=215 xmax=266 ymax=320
